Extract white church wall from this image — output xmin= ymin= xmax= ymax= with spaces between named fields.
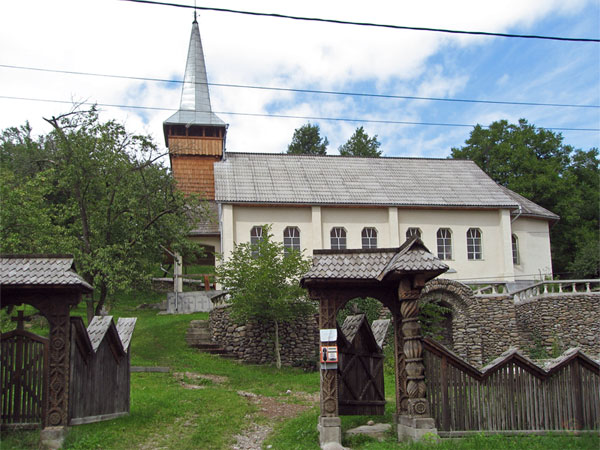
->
xmin=218 ymin=203 xmax=554 ymax=283
xmin=511 ymin=217 xmax=553 ymax=280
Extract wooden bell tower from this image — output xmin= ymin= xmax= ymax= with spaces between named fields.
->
xmin=163 ymin=15 xmax=227 ymax=199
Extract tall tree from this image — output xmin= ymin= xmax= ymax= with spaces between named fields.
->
xmin=287 ymin=123 xmax=329 ymax=155
xmin=451 ymin=119 xmax=599 ymax=277
xmin=0 ymin=107 xmax=204 ymax=313
xmin=338 ymin=126 xmax=382 ymax=157
xmin=215 ymin=225 xmax=313 ymax=368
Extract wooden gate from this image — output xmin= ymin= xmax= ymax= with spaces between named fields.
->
xmin=1 ymin=329 xmax=49 ymax=429
xmin=337 ymin=315 xmax=389 ymax=415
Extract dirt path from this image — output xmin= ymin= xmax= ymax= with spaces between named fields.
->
xmin=232 ymin=391 xmax=318 ymax=450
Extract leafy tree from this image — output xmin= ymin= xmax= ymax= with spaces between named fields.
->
xmin=215 ymin=225 xmax=314 ymax=368
xmin=0 ymin=106 xmax=204 ymax=314
xmin=287 ymin=123 xmax=329 ymax=155
xmin=338 ymin=126 xmax=382 ymax=157
xmin=451 ymin=119 xmax=599 ymax=277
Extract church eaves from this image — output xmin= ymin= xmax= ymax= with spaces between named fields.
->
xmin=164 ymin=18 xmax=225 ymax=128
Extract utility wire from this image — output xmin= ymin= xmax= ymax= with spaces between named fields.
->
xmin=2 ymin=95 xmax=599 ymax=132
xmin=1 ymin=64 xmax=598 ymax=109
xmin=120 ymin=0 xmax=600 ymax=43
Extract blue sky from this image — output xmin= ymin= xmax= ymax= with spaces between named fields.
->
xmin=1 ymin=0 xmax=598 ymax=160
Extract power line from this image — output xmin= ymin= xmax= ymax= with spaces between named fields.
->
xmin=1 ymin=64 xmax=598 ymax=110
xmin=121 ymin=0 xmax=600 ymax=43
xmin=1 ymin=95 xmax=599 ymax=132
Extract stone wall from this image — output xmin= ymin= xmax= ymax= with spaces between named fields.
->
xmin=209 ymin=305 xmax=320 ymax=366
xmin=516 ymin=294 xmax=600 ymax=358
xmin=420 ymin=279 xmax=600 ymax=365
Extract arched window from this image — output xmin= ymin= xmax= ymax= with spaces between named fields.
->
xmin=361 ymin=227 xmax=378 ymax=249
xmin=330 ymin=227 xmax=347 ymax=250
xmin=466 ymin=228 xmax=482 ymax=260
xmin=512 ymin=234 xmax=520 ymax=265
xmin=406 ymin=227 xmax=422 ymax=239
xmin=436 ymin=228 xmax=452 ymax=260
xmin=250 ymin=226 xmax=263 ymax=257
xmin=283 ymin=227 xmax=301 ymax=254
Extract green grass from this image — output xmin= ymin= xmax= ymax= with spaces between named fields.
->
xmin=1 ymin=288 xmax=598 ymax=449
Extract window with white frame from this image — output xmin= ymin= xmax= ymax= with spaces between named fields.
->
xmin=330 ymin=227 xmax=347 ymax=250
xmin=250 ymin=226 xmax=263 ymax=257
xmin=362 ymin=227 xmax=378 ymax=249
xmin=437 ymin=228 xmax=452 ymax=260
xmin=466 ymin=228 xmax=482 ymax=260
xmin=283 ymin=226 xmax=301 ymax=254
xmin=406 ymin=227 xmax=422 ymax=239
xmin=512 ymin=234 xmax=520 ymax=265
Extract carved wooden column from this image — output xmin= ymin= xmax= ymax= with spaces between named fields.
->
xmin=396 ymin=277 xmax=437 ymax=442
xmin=36 ymin=299 xmax=72 ymax=428
xmin=319 ymin=294 xmax=339 ymax=418
xmin=399 ymin=279 xmax=429 ymax=417
xmin=393 ymin=311 xmax=407 ymax=414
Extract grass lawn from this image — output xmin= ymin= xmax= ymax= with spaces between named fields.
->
xmin=1 ymin=289 xmax=598 ymax=449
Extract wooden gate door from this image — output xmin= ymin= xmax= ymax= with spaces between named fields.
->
xmin=1 ymin=329 xmax=49 ymax=428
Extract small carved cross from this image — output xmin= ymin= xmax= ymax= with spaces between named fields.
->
xmin=11 ymin=310 xmax=31 ymax=331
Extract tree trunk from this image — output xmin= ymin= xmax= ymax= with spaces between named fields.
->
xmin=94 ymin=282 xmax=108 ymax=316
xmin=274 ymin=320 xmax=281 ymax=369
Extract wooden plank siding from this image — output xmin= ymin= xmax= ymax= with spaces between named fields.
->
xmin=169 ymin=136 xmax=223 ymax=156
xmin=423 ymin=338 xmax=600 ymax=436
xmin=171 ymin=155 xmax=219 ymax=198
xmin=68 ymin=319 xmax=131 ymax=424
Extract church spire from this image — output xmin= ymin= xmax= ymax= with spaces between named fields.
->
xmin=164 ymin=17 xmax=225 ymax=130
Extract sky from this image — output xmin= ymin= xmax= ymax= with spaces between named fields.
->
xmin=1 ymin=0 xmax=599 ymax=161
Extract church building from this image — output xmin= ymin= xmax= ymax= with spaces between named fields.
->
xmin=163 ymin=18 xmax=558 ymax=284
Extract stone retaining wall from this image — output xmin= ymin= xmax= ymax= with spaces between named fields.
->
xmin=209 ymin=305 xmax=319 ymax=366
xmin=421 ymin=279 xmax=599 ymax=365
xmin=516 ymin=294 xmax=600 ymax=358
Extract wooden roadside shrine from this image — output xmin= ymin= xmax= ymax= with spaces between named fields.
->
xmin=0 ymin=255 xmax=137 ymax=446
xmin=301 ymin=237 xmax=449 ymax=445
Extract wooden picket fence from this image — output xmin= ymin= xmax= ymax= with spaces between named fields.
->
xmin=424 ymin=338 xmax=599 ymax=436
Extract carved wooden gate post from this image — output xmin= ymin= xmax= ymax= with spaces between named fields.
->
xmin=396 ymin=277 xmax=438 ymax=441
xmin=316 ymin=291 xmax=343 ymax=446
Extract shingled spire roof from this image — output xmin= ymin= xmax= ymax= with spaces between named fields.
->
xmin=164 ymin=17 xmax=225 ymax=128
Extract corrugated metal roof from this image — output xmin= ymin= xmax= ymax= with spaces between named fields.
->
xmin=498 ymin=185 xmax=559 ymax=221
xmin=190 ymin=201 xmax=220 ymax=235
xmin=215 ymin=153 xmax=520 ymax=208
xmin=0 ymin=255 xmax=93 ymax=291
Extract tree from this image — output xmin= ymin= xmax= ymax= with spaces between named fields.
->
xmin=338 ymin=126 xmax=382 ymax=157
xmin=287 ymin=123 xmax=329 ymax=155
xmin=0 ymin=106 xmax=204 ymax=314
xmin=450 ymin=119 xmax=599 ymax=277
xmin=215 ymin=225 xmax=314 ymax=368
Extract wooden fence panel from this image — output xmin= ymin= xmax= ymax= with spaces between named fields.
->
xmin=0 ymin=330 xmax=48 ymax=429
xmin=424 ymin=338 xmax=599 ymax=435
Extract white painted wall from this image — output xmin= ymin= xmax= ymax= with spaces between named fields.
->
xmin=511 ymin=217 xmax=553 ymax=280
xmin=217 ymin=203 xmax=553 ymax=283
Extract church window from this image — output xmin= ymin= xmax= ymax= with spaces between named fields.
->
xmin=283 ymin=227 xmax=301 ymax=254
xmin=467 ymin=228 xmax=482 ymax=260
xmin=512 ymin=234 xmax=520 ymax=265
xmin=362 ymin=227 xmax=377 ymax=249
xmin=330 ymin=227 xmax=347 ymax=250
xmin=406 ymin=227 xmax=422 ymax=239
xmin=437 ymin=228 xmax=452 ymax=260
xmin=250 ymin=226 xmax=263 ymax=257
